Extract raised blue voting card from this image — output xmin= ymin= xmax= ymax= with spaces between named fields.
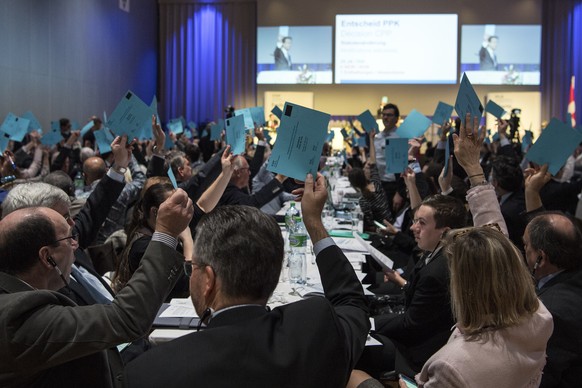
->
xmin=326 ymin=131 xmax=335 ymax=142
xmin=267 ymin=102 xmax=330 ymax=181
xmin=164 ymin=134 xmax=175 ymax=150
xmin=71 ymin=121 xmax=80 ymax=131
xmin=357 ymin=110 xmax=379 ymax=133
xmin=396 ymin=109 xmax=432 ymax=139
xmin=455 ymin=73 xmax=483 ymax=124
xmin=80 ymin=120 xmax=95 ymax=137
xmin=40 ymin=130 xmax=61 ymax=146
xmin=0 ymin=131 xmax=10 ymax=153
xmin=250 ymin=106 xmax=265 ymax=126
xmin=1 ymin=113 xmax=30 ymax=142
xmin=188 ymin=121 xmax=197 ymax=130
xmin=384 ymin=138 xmax=409 ymax=174
xmin=432 ymin=102 xmax=454 ymax=125
xmin=167 ymin=166 xmax=178 ymax=189
xmin=107 ymin=91 xmax=152 ymax=139
xmin=225 ymin=114 xmax=246 ymax=155
xmin=167 ymin=118 xmax=184 ymax=135
xmin=340 ymin=128 xmax=349 ymax=139
xmin=93 ymin=129 xmax=115 ymax=154
xmin=234 ymin=108 xmax=255 ymax=129
xmin=210 ymin=120 xmax=224 ymax=141
xmin=485 ymin=100 xmax=506 ymax=119
xmin=271 ymin=105 xmax=283 ymax=120
xmin=22 ymin=111 xmax=42 ymax=133
xmin=526 ymin=118 xmax=582 ymax=175
xmin=353 ymin=135 xmax=367 ymax=148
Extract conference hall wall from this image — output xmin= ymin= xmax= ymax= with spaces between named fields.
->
xmin=257 ymin=0 xmax=542 ymax=119
xmin=0 ymin=0 xmax=158 ymax=130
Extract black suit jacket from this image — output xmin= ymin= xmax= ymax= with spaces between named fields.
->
xmin=538 ymin=268 xmax=582 ymax=387
xmin=500 ymin=190 xmax=527 ymax=251
xmin=374 ymin=248 xmax=454 ymax=371
xmin=124 ymin=244 xmax=370 ymax=388
xmin=274 ymin=47 xmax=291 ymax=70
xmin=479 ymin=46 xmax=497 ymax=70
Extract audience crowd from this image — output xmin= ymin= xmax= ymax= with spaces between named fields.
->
xmin=1 ymin=103 xmax=582 ymax=388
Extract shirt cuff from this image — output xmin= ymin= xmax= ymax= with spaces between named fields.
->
xmin=313 ymin=237 xmax=336 ymax=256
xmin=152 ymin=232 xmax=179 ymax=250
xmin=107 ymin=168 xmax=125 ymax=183
xmin=257 ymin=140 xmax=267 ymax=147
xmin=499 ymin=137 xmax=511 ymax=147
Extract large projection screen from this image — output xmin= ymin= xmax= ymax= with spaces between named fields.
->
xmin=335 ymin=14 xmax=458 ymax=84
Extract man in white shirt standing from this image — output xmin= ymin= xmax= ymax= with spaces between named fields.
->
xmin=373 ymin=103 xmax=401 ymax=210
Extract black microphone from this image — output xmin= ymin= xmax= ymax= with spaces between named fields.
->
xmin=47 ymin=256 xmax=71 ymax=291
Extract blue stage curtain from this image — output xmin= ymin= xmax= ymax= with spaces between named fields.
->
xmin=541 ymin=0 xmax=582 ymax=123
xmin=159 ymin=1 xmax=257 ymax=123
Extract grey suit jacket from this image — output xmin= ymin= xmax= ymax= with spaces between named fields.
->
xmin=0 ymin=241 xmax=183 ymax=388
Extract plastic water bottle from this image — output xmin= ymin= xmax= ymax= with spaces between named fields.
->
xmin=288 ymin=216 xmax=307 ymax=284
xmin=74 ymin=171 xmax=84 ymax=189
xmin=285 ymin=202 xmax=300 ymax=233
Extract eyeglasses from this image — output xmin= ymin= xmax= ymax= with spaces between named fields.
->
xmin=50 ymin=233 xmax=79 ymax=246
xmin=183 ymin=261 xmax=205 ymax=276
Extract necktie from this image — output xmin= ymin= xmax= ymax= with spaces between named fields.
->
xmin=71 ymin=265 xmax=112 ymax=304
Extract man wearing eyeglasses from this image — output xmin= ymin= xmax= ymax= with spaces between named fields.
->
xmin=124 ymin=173 xmax=370 ymax=387
xmin=0 ymin=189 xmax=193 ymax=387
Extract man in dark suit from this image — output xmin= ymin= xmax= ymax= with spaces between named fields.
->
xmin=523 ymin=212 xmax=582 ymax=387
xmin=124 ymin=173 xmax=370 ymax=388
xmin=479 ymin=35 xmax=498 ymax=70
xmin=274 ymin=36 xmax=292 ymax=70
xmin=363 ymin=195 xmax=466 ymax=375
xmin=0 ymin=189 xmax=193 ymax=387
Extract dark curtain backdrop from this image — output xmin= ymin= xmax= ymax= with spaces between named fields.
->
xmin=541 ymin=0 xmax=582 ymax=123
xmin=159 ymin=1 xmax=256 ymax=123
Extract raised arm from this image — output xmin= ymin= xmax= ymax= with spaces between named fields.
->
xmin=524 ymin=164 xmax=551 ymax=212
xmin=196 ymin=145 xmax=235 ymax=212
xmin=453 ymin=113 xmax=507 ymax=234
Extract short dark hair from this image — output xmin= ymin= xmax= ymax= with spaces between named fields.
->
xmin=0 ymin=208 xmax=57 ymax=275
xmin=382 ymin=103 xmax=400 ymax=118
xmin=527 ymin=212 xmax=582 ymax=271
xmin=491 ymin=155 xmax=523 ymax=192
xmin=282 ymin=36 xmax=292 ymax=43
xmin=348 ymin=168 xmax=367 ymax=191
xmin=488 ymin=35 xmax=499 ymax=42
xmin=421 ymin=194 xmax=467 ymax=229
xmin=44 ymin=171 xmax=75 ymax=197
xmin=194 ymin=206 xmax=284 ymax=302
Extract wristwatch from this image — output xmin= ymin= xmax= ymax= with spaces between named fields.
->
xmin=112 ymin=165 xmax=127 ymax=174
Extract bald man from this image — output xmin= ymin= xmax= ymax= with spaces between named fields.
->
xmin=0 ymin=189 xmax=193 ymax=387
xmin=83 ymin=156 xmax=108 ymax=186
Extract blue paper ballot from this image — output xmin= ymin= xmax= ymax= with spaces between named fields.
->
xmin=432 ymin=102 xmax=454 ymax=125
xmin=396 ymin=109 xmax=432 ymax=139
xmin=0 ymin=131 xmax=10 ymax=153
xmin=71 ymin=121 xmax=80 ymax=131
xmin=340 ymin=128 xmax=349 ymax=139
xmin=264 ymin=130 xmax=272 ymax=143
xmin=150 ymin=96 xmax=160 ymax=125
xmin=353 ymin=135 xmax=367 ymax=148
xmin=1 ymin=113 xmax=30 ymax=142
xmin=167 ymin=167 xmax=178 ymax=189
xmin=80 ymin=120 xmax=95 ymax=137
xmin=443 ymin=133 xmax=451 ymax=177
xmin=326 ymin=131 xmax=335 ymax=142
xmin=357 ymin=110 xmax=379 ymax=133
xmin=210 ymin=120 xmax=223 ymax=141
xmin=266 ymin=102 xmax=330 ymax=181
xmin=485 ymin=100 xmax=506 ymax=119
xmin=184 ymin=129 xmax=193 ymax=139
xmin=188 ymin=121 xmax=197 ymax=130
xmin=225 ymin=115 xmax=246 ymax=155
xmin=384 ymin=138 xmax=409 ymax=174
xmin=51 ymin=121 xmax=60 ymax=132
xmin=250 ymin=106 xmax=265 ymax=126
xmin=522 ymin=130 xmax=533 ymax=153
xmin=271 ymin=105 xmax=283 ymax=120
xmin=107 ymin=91 xmax=152 ymax=139
xmin=234 ymin=108 xmax=255 ymax=129
xmin=167 ymin=119 xmax=184 ymax=134
xmin=526 ymin=118 xmax=582 ymax=175
xmin=93 ymin=129 xmax=114 ymax=154
xmin=492 ymin=133 xmax=500 ymax=142
xmin=40 ymin=130 xmax=63 ymax=146
xmin=164 ymin=134 xmax=175 ymax=150
xmin=22 ymin=111 xmax=42 ymax=133
xmin=455 ymin=73 xmax=484 ymax=123
xmin=103 ymin=111 xmax=108 ymax=125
